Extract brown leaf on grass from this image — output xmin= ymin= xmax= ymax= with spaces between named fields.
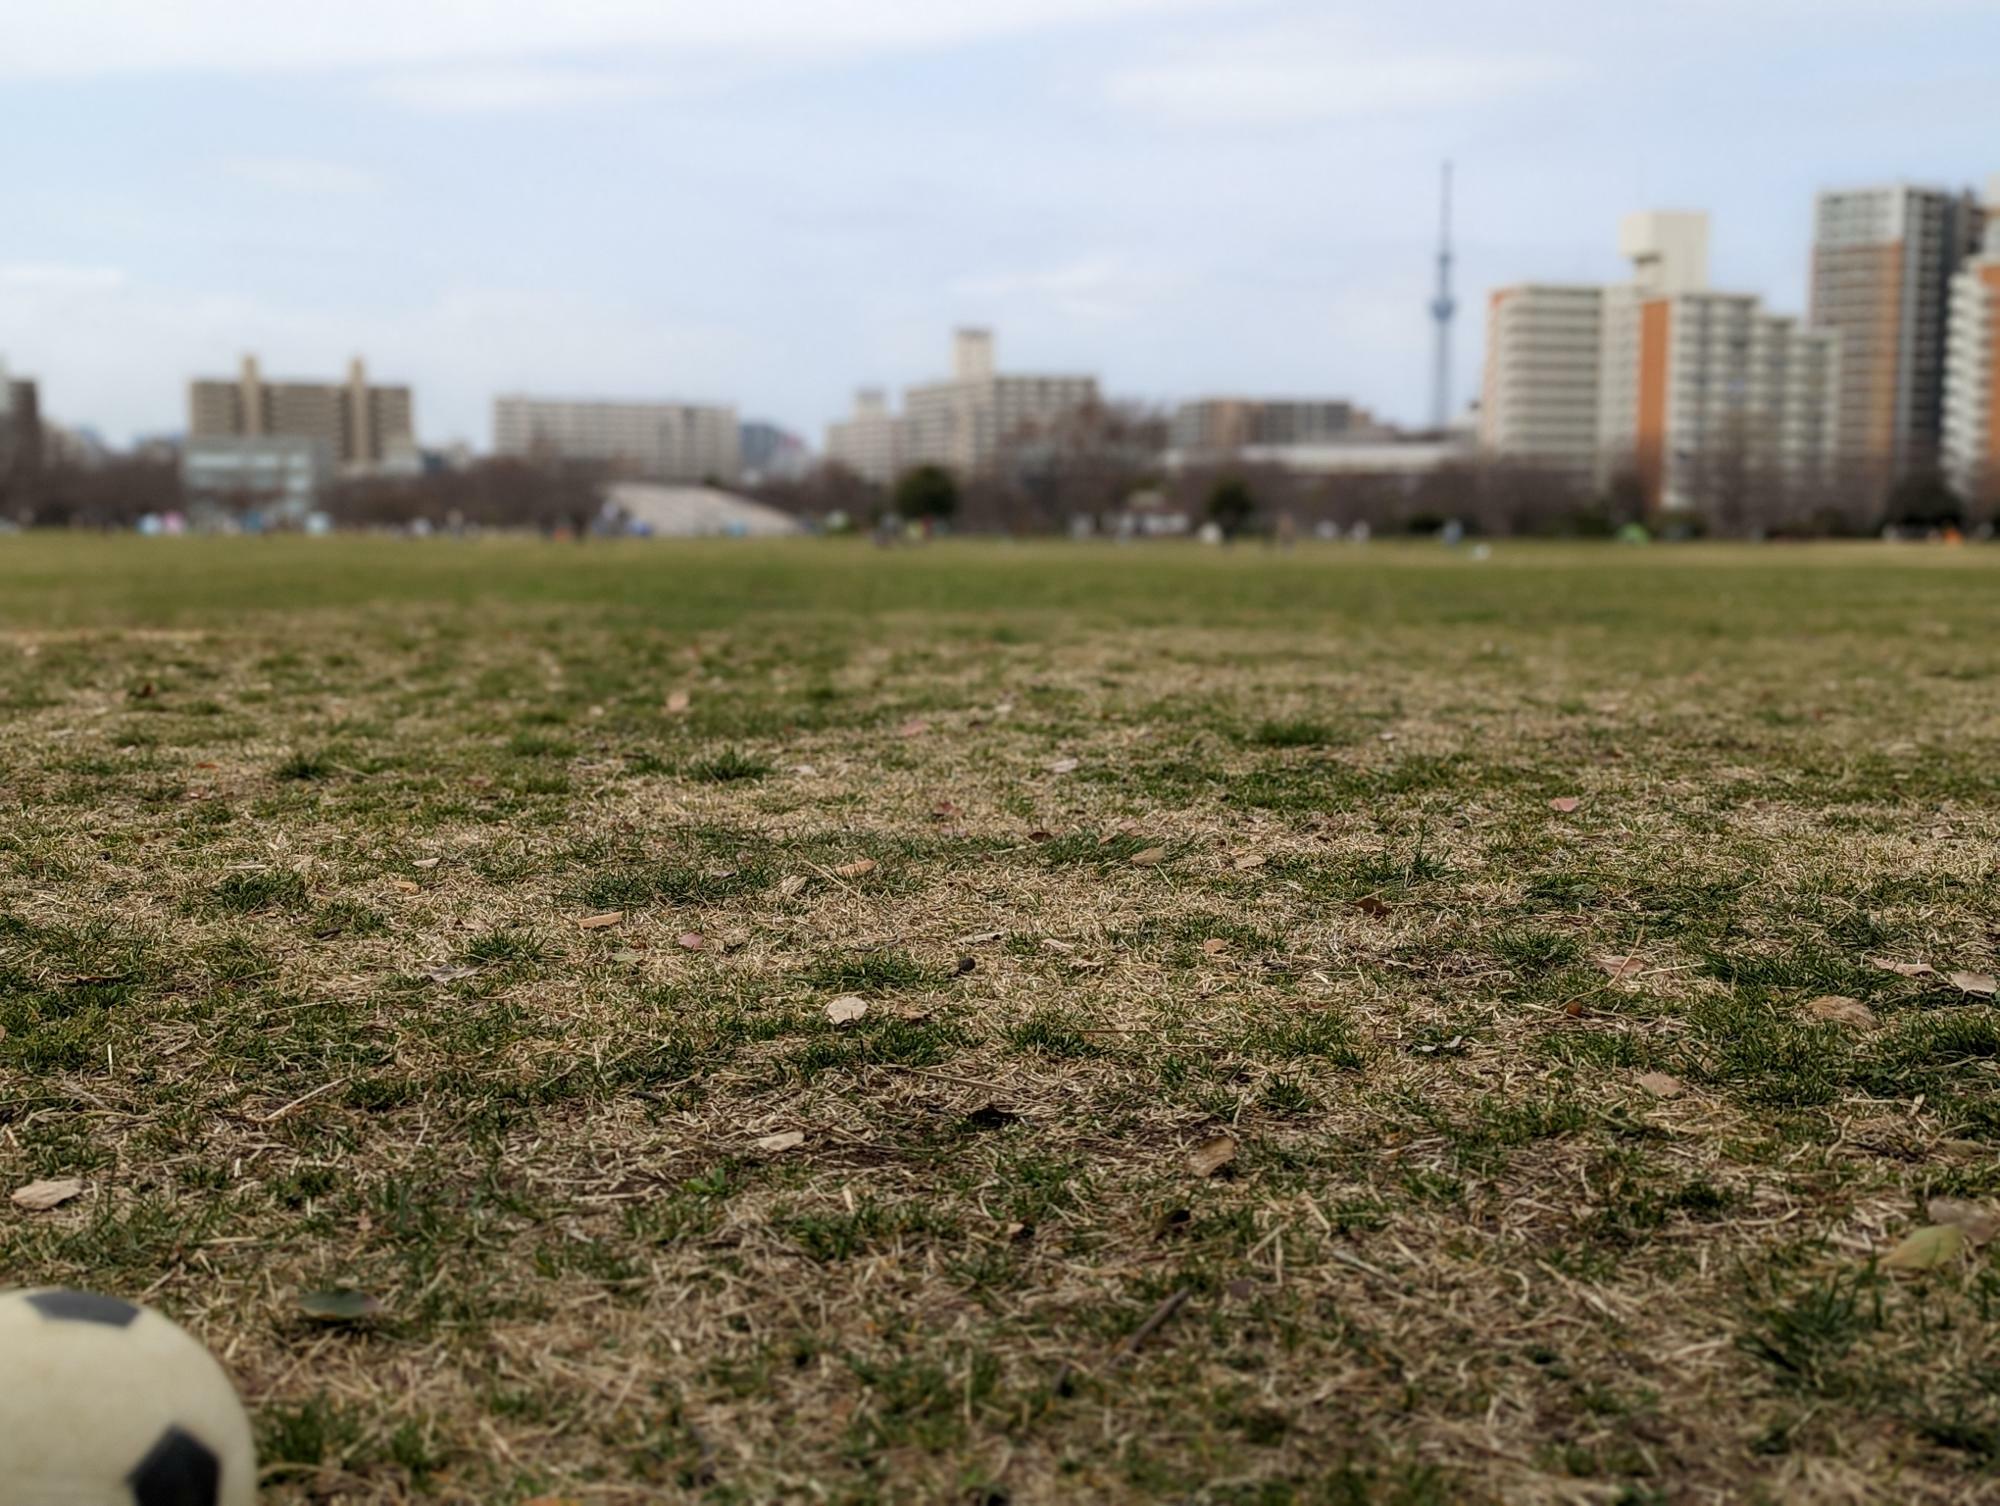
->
xmin=676 ymin=931 xmax=705 ymax=951
xmin=825 ymin=995 xmax=868 ymax=1025
xmin=1635 ymin=1071 xmax=1684 ymax=1099
xmin=1948 ymin=970 xmax=1997 ymax=997
xmin=1882 ymin=1223 xmax=1967 ymax=1272
xmin=777 ymin=873 xmax=807 ymax=898
xmin=1870 ymin=957 xmax=1935 ymax=978
xmin=1231 ymin=853 xmax=1267 ymax=871
xmin=664 ymin=690 xmax=691 ymax=714
xmin=1129 ymin=845 xmax=1168 ymax=867
xmin=1598 ymin=954 xmax=1645 ymax=983
xmin=896 ymin=717 xmax=931 ymax=738
xmin=833 ymin=858 xmax=877 ymax=880
xmin=298 ymin=1289 xmax=384 ymax=1322
xmin=1803 ymin=994 xmax=1875 ymax=1028
xmin=576 ymin=911 xmax=623 ymax=930
xmin=931 ymin=799 xmax=959 ymax=819
xmin=1352 ymin=896 xmax=1393 ymax=918
xmin=1026 ymin=828 xmax=1053 ymax=842
xmin=392 ymin=879 xmax=422 ymax=894
xmin=1187 ymin=1135 xmax=1238 ymax=1177
xmin=1200 ymin=937 xmax=1229 ymax=955
xmin=1927 ymin=1197 xmax=2000 ymax=1246
xmin=755 ymin=1130 xmax=805 ymax=1153
xmin=11 ymin=1178 xmax=84 ymax=1211
xmin=1547 ymin=796 xmax=1581 ymax=813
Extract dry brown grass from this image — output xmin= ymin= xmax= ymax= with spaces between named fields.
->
xmin=2 ymin=538 xmax=1998 ymax=1503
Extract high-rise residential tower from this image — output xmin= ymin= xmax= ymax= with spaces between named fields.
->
xmin=1942 ymin=178 xmax=2000 ymax=507
xmin=1810 ymin=184 xmax=1986 ymax=481
xmin=1482 ymin=211 xmax=1838 ymax=517
xmin=188 ymin=355 xmax=416 ymax=473
xmin=901 ymin=329 xmax=1098 ymax=474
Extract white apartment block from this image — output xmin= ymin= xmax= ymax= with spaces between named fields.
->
xmin=901 ymin=329 xmax=1099 ymax=474
xmin=493 ymin=395 xmax=740 ymax=483
xmin=1479 ymin=283 xmax=1606 ymax=482
xmin=1484 ymin=211 xmax=1838 ymax=514
xmin=1942 ymin=186 xmax=2000 ymax=501
xmin=825 ymin=388 xmax=906 ymax=485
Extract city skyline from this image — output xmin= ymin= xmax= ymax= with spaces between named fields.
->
xmin=2 ymin=0 xmax=1998 ymax=447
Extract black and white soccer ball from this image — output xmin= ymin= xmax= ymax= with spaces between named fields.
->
xmin=0 ymin=1287 xmax=257 ymax=1505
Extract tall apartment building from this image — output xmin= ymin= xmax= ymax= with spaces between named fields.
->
xmin=1810 ymin=184 xmax=1986 ymax=480
xmin=825 ymin=388 xmax=906 ymax=485
xmin=0 ymin=356 xmax=43 ymax=480
xmin=1479 ymin=283 xmax=1607 ymax=482
xmin=493 ymin=395 xmax=741 ymax=483
xmin=902 ymin=329 xmax=1099 ymax=474
xmin=1170 ymin=398 xmax=1382 ymax=454
xmin=189 ymin=355 xmax=416 ymax=473
xmin=1483 ymin=211 xmax=1838 ymax=515
xmin=1942 ymin=180 xmax=2000 ymax=505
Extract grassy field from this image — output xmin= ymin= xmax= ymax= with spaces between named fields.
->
xmin=3 ymin=535 xmax=1999 ymax=1504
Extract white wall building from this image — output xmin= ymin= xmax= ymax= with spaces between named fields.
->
xmin=901 ymin=329 xmax=1099 ymax=475
xmin=1483 ymin=211 xmax=1837 ymax=515
xmin=1942 ymin=180 xmax=2000 ymax=503
xmin=493 ymin=395 xmax=740 ymax=483
xmin=824 ymin=388 xmax=905 ymax=485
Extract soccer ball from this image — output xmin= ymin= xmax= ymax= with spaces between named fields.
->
xmin=0 ymin=1288 xmax=257 ymax=1505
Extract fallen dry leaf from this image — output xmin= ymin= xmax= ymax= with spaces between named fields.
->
xmin=1803 ymin=994 xmax=1875 ymax=1028
xmin=411 ymin=856 xmax=440 ymax=870
xmin=392 ymin=879 xmax=422 ymax=894
xmin=1200 ymin=937 xmax=1229 ymax=955
xmin=1129 ymin=845 xmax=1168 ymax=867
xmin=833 ymin=858 xmax=877 ymax=880
xmin=1353 ymin=896 xmax=1393 ymax=918
xmin=1040 ymin=938 xmax=1076 ymax=954
xmin=1870 ymin=957 xmax=1935 ymax=978
xmin=931 ymin=800 xmax=959 ymax=819
xmin=1598 ymin=954 xmax=1645 ymax=983
xmin=676 ymin=931 xmax=705 ymax=951
xmin=297 ymin=1289 xmax=384 ymax=1322
xmin=777 ymin=873 xmax=807 ymax=898
xmin=576 ymin=911 xmax=624 ymax=930
xmin=1635 ymin=1071 xmax=1684 ymax=1099
xmin=1948 ymin=970 xmax=1997 ymax=997
xmin=12 ymin=1178 xmax=84 ymax=1211
xmin=1231 ymin=853 xmax=1267 ymax=871
xmin=424 ymin=966 xmax=477 ymax=984
xmin=1187 ymin=1135 xmax=1238 ymax=1178
xmin=825 ymin=995 xmax=868 ymax=1025
xmin=1046 ymin=757 xmax=1079 ymax=775
xmin=664 ymin=690 xmax=691 ymax=714
xmin=1927 ymin=1197 xmax=2000 ymax=1246
xmin=896 ymin=718 xmax=930 ymax=738
xmin=1547 ymin=796 xmax=1581 ymax=813
xmin=755 ymin=1130 xmax=806 ymax=1153
xmin=1882 ymin=1223 xmax=1966 ymax=1272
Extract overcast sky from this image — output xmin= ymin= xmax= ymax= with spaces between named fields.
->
xmin=3 ymin=0 xmax=1996 ymax=449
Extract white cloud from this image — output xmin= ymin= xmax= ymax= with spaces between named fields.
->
xmin=952 ymin=255 xmax=1180 ymax=323
xmin=0 ymin=0 xmax=1242 ymax=76
xmin=224 ymin=157 xmax=378 ymax=194
xmin=370 ymin=64 xmax=662 ymax=114
xmin=1108 ymin=23 xmax=1572 ymax=123
xmin=0 ymin=263 xmax=127 ymax=291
